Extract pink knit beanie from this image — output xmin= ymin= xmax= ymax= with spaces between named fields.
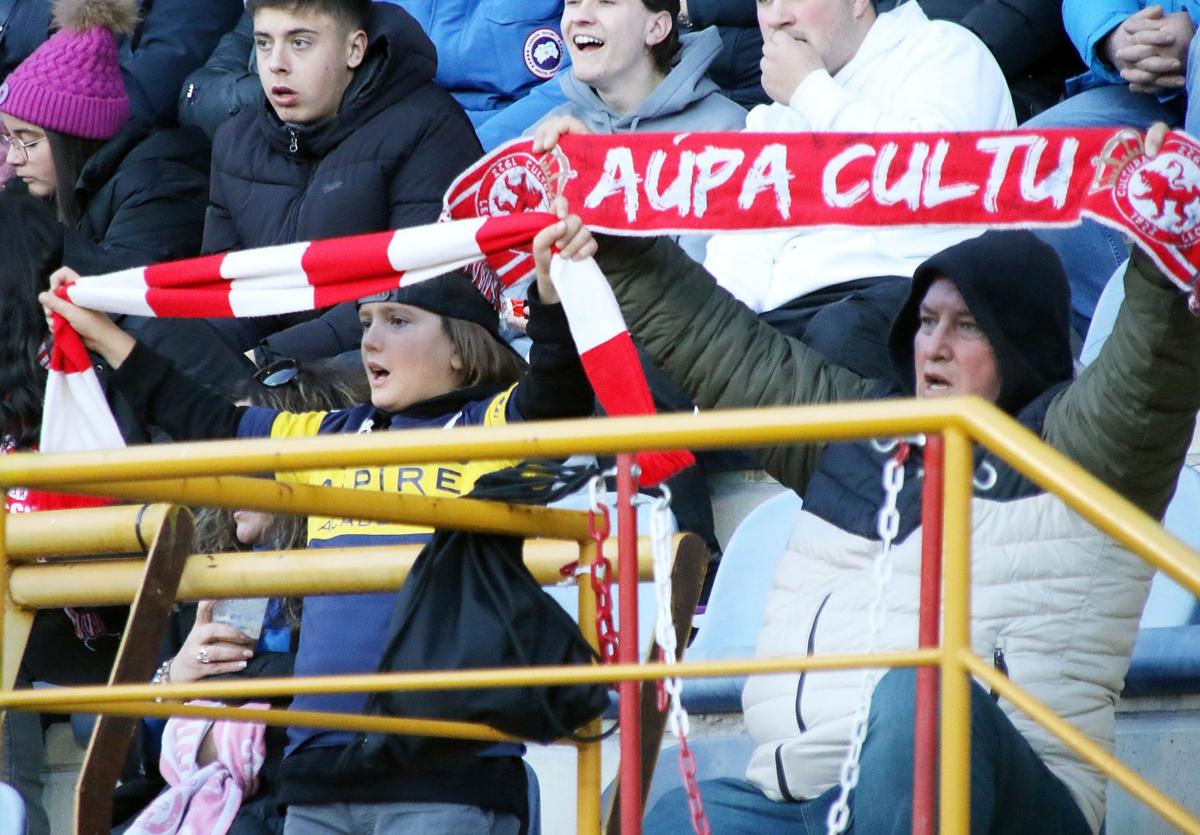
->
xmin=0 ymin=0 xmax=138 ymax=140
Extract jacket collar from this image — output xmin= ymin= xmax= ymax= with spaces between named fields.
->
xmin=257 ymin=3 xmax=438 ymax=159
xmin=367 ymin=381 xmax=510 ymax=429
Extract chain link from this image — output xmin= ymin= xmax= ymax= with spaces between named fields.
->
xmin=639 ymin=487 xmax=712 ymax=835
xmin=825 ymin=440 xmax=914 ymax=835
xmin=586 ymin=478 xmax=619 ymax=663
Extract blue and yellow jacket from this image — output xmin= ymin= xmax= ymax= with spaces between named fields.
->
xmin=109 ymin=295 xmax=591 ymax=810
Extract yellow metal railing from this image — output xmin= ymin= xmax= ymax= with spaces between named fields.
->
xmin=2 ymin=397 xmax=1199 ymax=834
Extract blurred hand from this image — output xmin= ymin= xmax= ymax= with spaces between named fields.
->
xmin=39 ymin=267 xmax=136 ymax=367
xmin=533 ymin=196 xmax=597 ymax=305
xmin=168 ymin=600 xmax=255 ymax=684
xmin=761 ymin=28 xmax=826 ymax=105
xmin=1145 ymin=121 xmax=1170 ymax=156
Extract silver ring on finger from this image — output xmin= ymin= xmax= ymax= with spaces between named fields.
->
xmin=197 ymin=647 xmax=210 ymax=664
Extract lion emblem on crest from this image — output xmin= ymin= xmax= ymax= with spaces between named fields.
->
xmin=475 ymin=152 xmax=555 ymax=218
xmin=1099 ymin=131 xmax=1200 ymax=248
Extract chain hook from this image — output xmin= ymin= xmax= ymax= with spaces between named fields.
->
xmin=973 ymin=460 xmax=998 ymax=492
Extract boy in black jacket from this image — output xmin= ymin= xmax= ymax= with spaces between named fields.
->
xmin=196 ymin=0 xmax=483 ymax=369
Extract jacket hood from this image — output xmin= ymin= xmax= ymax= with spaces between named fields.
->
xmin=259 ymin=3 xmax=438 ymax=157
xmin=558 ymin=27 xmax=724 ymax=131
xmin=887 ymin=230 xmax=1074 ymax=414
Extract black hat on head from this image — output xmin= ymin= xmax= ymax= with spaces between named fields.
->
xmin=887 ymin=230 xmax=1074 ymax=415
xmin=358 ymin=270 xmax=502 ymax=340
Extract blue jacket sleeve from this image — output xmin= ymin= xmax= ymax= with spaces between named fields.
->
xmin=474 ymin=78 xmax=568 ymax=151
xmin=119 ymin=0 xmax=244 ymax=126
xmin=1062 ymin=0 xmax=1144 ymax=85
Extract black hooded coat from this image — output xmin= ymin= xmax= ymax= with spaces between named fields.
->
xmin=199 ymin=2 xmax=482 ymax=363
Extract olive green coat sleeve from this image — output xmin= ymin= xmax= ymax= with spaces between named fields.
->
xmin=594 ymin=235 xmax=878 ymax=496
xmin=1045 ymin=248 xmax=1200 ymax=518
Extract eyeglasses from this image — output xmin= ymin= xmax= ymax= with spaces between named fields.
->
xmin=254 ymin=358 xmax=300 ymax=388
xmin=0 ymin=131 xmax=48 ymax=164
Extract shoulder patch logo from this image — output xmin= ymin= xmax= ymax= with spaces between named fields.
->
xmin=524 ymin=28 xmax=564 ymax=80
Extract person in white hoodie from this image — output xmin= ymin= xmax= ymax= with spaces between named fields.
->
xmin=704 ymin=0 xmax=1016 ymax=345
xmin=531 ymin=0 xmax=746 ymax=262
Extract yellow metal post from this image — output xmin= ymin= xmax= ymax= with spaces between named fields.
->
xmin=576 ymin=540 xmax=603 ymax=835
xmin=965 ymin=656 xmax=1200 ymax=835
xmin=5 ymin=399 xmax=1200 ymax=833
xmin=939 ymin=428 xmax=973 ymax=835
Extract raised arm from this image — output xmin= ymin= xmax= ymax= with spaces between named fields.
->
xmin=512 ymin=203 xmax=596 ymax=422
xmin=593 ymin=234 xmax=877 ymax=495
xmin=1044 ymin=247 xmax=1200 ymax=518
xmin=40 ymin=274 xmax=244 ymax=441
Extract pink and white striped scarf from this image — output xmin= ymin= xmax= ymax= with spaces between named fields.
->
xmin=125 ymin=700 xmax=269 ymax=835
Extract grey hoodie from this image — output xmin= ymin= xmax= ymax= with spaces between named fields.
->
xmin=547 ymin=27 xmax=746 ymax=134
xmin=530 ymin=26 xmax=746 ymax=261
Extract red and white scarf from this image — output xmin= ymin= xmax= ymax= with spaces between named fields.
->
xmin=45 ymin=129 xmax=1200 ymax=486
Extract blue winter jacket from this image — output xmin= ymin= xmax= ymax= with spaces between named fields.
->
xmin=393 ymin=0 xmax=569 ymax=144
xmin=1064 ymin=0 xmax=1200 ymax=94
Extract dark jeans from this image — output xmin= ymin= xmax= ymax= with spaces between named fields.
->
xmin=644 ymin=668 xmax=1092 ymax=835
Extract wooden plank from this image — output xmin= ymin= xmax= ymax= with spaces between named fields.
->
xmin=74 ymin=506 xmax=192 ymax=835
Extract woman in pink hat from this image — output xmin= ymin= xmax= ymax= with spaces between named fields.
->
xmin=0 ymin=0 xmax=210 ymax=274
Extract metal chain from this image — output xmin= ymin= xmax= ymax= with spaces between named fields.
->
xmin=587 ymin=475 xmax=619 ymax=664
xmin=825 ymin=439 xmax=916 ymax=835
xmin=640 ymin=487 xmax=712 ymax=835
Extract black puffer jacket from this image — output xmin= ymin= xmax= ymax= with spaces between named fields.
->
xmin=683 ymin=0 xmax=768 ymax=107
xmin=64 ymin=121 xmax=211 ymax=273
xmin=202 ymin=3 xmax=482 ymax=363
xmin=203 ymin=3 xmax=481 ymax=251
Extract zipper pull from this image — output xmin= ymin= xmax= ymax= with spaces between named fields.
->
xmin=288 ymin=128 xmax=299 ymax=154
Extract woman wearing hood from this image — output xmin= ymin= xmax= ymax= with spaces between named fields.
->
xmin=540 ymin=121 xmax=1200 ymax=833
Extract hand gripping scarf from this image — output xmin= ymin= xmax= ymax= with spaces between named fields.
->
xmin=45 ymin=128 xmax=1200 ymax=487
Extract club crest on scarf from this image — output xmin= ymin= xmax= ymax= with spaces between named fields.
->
xmin=1094 ymin=132 xmax=1200 ymax=248
xmin=444 ymin=142 xmax=574 ymax=287
xmin=478 ymin=153 xmax=554 ymax=217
